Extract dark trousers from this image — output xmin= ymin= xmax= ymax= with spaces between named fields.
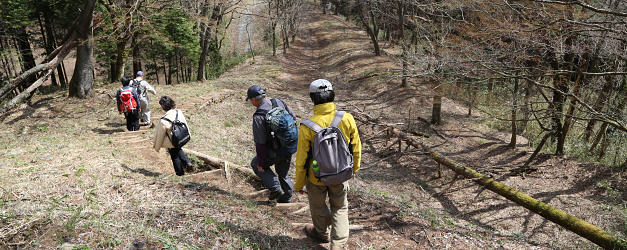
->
xmin=251 ymin=155 xmax=294 ymax=202
xmin=168 ymin=147 xmax=190 ymax=176
xmin=124 ymin=111 xmax=140 ymax=131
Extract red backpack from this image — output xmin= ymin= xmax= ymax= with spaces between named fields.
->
xmin=119 ymin=88 xmax=138 ymax=113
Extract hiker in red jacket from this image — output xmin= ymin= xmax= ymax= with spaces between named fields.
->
xmin=116 ymin=77 xmax=141 ymax=131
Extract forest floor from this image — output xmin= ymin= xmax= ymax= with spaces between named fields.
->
xmin=0 ymin=3 xmax=624 ymax=249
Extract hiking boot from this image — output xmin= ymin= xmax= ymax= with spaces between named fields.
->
xmin=304 ymin=224 xmax=329 ymax=243
xmin=277 ymin=198 xmax=291 ymax=203
xmin=269 ymin=190 xmax=284 ymax=200
xmin=277 ymin=192 xmax=292 ymax=203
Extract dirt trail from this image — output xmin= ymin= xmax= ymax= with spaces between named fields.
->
xmin=244 ymin=4 xmax=540 ymax=249
xmin=0 ymin=2 xmax=623 ymax=249
xmin=257 ymin=4 xmax=624 ymax=249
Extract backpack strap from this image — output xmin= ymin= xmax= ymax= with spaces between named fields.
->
xmin=270 ymin=98 xmax=278 ymax=109
xmin=301 ymin=120 xmax=323 ymax=133
xmin=330 ymin=111 xmax=345 ymax=128
xmin=174 ymin=110 xmax=179 ymax=122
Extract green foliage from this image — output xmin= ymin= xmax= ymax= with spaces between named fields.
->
xmin=206 ymin=50 xmax=254 ymax=80
xmin=0 ymin=0 xmax=35 ymax=29
xmin=152 ymin=7 xmax=200 ymax=61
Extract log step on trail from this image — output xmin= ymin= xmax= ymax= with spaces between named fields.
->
xmin=291 ymin=205 xmax=310 ymax=215
xmin=187 ymin=169 xmax=225 ymax=182
xmin=291 ymin=223 xmax=366 ymax=231
xmin=275 ymin=202 xmax=308 ymax=210
xmin=246 ymin=189 xmax=270 ymax=199
xmin=181 ymin=149 xmax=344 ymax=230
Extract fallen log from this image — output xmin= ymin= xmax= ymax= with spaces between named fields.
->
xmin=0 ymin=33 xmax=77 ymax=114
xmin=183 ymin=148 xmax=257 ymax=177
xmin=387 ymin=127 xmax=627 ymax=250
xmin=0 ymin=69 xmax=55 ymax=114
xmin=0 ymin=43 xmax=68 ymax=100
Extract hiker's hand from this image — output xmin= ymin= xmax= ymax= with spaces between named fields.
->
xmin=298 ymin=190 xmax=305 ymax=195
xmin=257 ymin=165 xmax=264 ymax=173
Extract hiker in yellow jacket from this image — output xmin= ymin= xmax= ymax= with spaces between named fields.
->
xmin=294 ymin=79 xmax=361 ymax=249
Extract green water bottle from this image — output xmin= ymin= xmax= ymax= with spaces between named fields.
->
xmin=312 ymin=160 xmax=320 ymax=175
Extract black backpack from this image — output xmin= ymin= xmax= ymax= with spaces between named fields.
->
xmin=162 ymin=110 xmax=190 ymax=148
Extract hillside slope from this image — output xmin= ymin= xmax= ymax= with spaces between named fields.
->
xmin=0 ymin=3 xmax=623 ymax=249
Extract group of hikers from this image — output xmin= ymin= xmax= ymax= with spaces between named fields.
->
xmin=115 ymin=71 xmax=157 ymax=131
xmin=115 ymin=71 xmax=191 ymax=176
xmin=115 ymin=77 xmax=361 ymax=249
xmin=248 ymin=80 xmax=362 ymax=249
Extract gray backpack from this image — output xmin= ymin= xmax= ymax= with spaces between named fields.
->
xmin=301 ymin=111 xmax=354 ymax=186
xmin=131 ymin=79 xmax=144 ymax=97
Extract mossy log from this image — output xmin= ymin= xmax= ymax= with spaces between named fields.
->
xmin=388 ymin=127 xmax=627 ymax=249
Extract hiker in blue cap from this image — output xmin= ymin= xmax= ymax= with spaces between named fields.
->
xmin=130 ymin=71 xmax=157 ymax=126
xmin=247 ymin=85 xmax=298 ymax=203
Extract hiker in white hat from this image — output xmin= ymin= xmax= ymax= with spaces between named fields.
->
xmin=294 ymin=79 xmax=362 ymax=249
xmin=131 ymin=71 xmax=157 ymax=126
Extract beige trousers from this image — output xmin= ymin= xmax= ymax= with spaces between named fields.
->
xmin=306 ymin=180 xmax=349 ymax=248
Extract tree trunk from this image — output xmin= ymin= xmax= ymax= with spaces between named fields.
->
xmin=431 ymin=95 xmax=441 ymax=125
xmin=68 ymin=0 xmax=96 ymax=98
xmin=598 ymin=128 xmax=611 ymax=159
xmin=558 ymin=59 xmax=587 ymax=154
xmin=584 ymin=76 xmax=614 ymax=142
xmin=589 ymin=122 xmax=608 ymax=153
xmin=112 ymin=39 xmax=128 ymax=82
xmin=398 ymin=1 xmax=407 ymax=87
xmin=38 ymin=14 xmax=58 ymax=87
xmin=132 ymin=33 xmax=142 ymax=75
xmin=154 ymin=62 xmax=160 ymax=85
xmin=272 ymin=22 xmax=277 ymax=56
xmin=358 ymin=1 xmax=380 ymax=56
xmin=247 ymin=22 xmax=255 ymax=60
xmin=197 ymin=24 xmax=209 ymax=81
xmin=0 ymin=40 xmax=15 ymax=79
xmin=175 ymin=50 xmax=181 ymax=84
xmin=44 ymin=12 xmax=67 ymax=87
xmin=167 ymin=54 xmax=173 ymax=85
xmin=14 ymin=26 xmax=37 ymax=89
xmin=552 ymin=76 xmax=568 ymax=155
xmin=509 ymin=78 xmax=519 ymax=148
xmin=487 ymin=78 xmax=493 ymax=92
xmin=519 ymin=80 xmax=532 ymax=134
xmin=467 ymin=84 xmax=477 ymax=117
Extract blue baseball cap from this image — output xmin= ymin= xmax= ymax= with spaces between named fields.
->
xmin=136 ymin=71 xmax=144 ymax=76
xmin=246 ymin=85 xmax=266 ymax=101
